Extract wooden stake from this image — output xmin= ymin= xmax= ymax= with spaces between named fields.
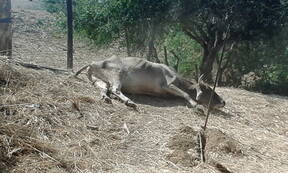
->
xmin=66 ymin=0 xmax=73 ymax=69
xmin=0 ymin=0 xmax=12 ymax=58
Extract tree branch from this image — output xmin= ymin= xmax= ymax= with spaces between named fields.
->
xmin=15 ymin=61 xmax=69 ymax=74
xmin=182 ymin=27 xmax=205 ymax=47
xmin=170 ymin=50 xmax=180 ymax=72
xmin=164 ymin=46 xmax=169 ymax=66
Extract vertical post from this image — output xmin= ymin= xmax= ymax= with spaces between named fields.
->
xmin=0 ymin=0 xmax=12 ymax=58
xmin=164 ymin=46 xmax=169 ymax=66
xmin=124 ymin=27 xmax=131 ymax=56
xmin=66 ymin=0 xmax=73 ymax=69
xmin=195 ymin=64 xmax=199 ymax=80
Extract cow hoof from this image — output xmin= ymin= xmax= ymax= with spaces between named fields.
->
xmin=187 ymin=100 xmax=198 ymax=108
xmin=125 ymin=100 xmax=137 ymax=108
xmin=196 ymin=108 xmax=205 ymax=115
xmin=187 ymin=103 xmax=197 ymax=108
xmin=102 ymin=96 xmax=112 ymax=104
xmin=195 ymin=105 xmax=205 ymax=115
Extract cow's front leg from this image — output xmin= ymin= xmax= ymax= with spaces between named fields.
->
xmin=165 ymin=84 xmax=198 ymax=108
xmin=111 ymin=83 xmax=136 ymax=108
xmin=94 ymin=80 xmax=112 ymax=104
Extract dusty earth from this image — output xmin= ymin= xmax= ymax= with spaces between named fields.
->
xmin=0 ymin=0 xmax=288 ymax=173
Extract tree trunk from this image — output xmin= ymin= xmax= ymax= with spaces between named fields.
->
xmin=164 ymin=46 xmax=169 ymax=66
xmin=199 ymin=47 xmax=218 ymax=82
xmin=146 ymin=21 xmax=160 ymax=63
xmin=217 ymin=67 xmax=224 ymax=86
xmin=147 ymin=38 xmax=160 ymax=63
xmin=124 ymin=27 xmax=131 ymax=56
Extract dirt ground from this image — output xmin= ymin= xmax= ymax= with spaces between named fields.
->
xmin=0 ymin=1 xmax=288 ymax=173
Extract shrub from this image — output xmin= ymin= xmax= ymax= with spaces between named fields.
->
xmin=41 ymin=0 xmax=65 ymax=13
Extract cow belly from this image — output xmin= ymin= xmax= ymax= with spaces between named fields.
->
xmin=120 ymin=68 xmax=171 ymax=96
xmin=121 ymin=80 xmax=168 ymax=96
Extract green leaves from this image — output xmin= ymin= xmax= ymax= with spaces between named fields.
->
xmin=41 ymin=0 xmax=65 ymax=13
xmin=164 ymin=28 xmax=202 ymax=75
xmin=180 ymin=0 xmax=285 ymax=42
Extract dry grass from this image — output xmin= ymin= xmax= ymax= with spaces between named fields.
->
xmin=0 ymin=1 xmax=287 ymax=172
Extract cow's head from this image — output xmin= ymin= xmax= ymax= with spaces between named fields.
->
xmin=194 ymin=75 xmax=225 ymax=109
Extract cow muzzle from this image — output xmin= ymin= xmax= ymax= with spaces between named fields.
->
xmin=214 ymin=100 xmax=225 ymax=109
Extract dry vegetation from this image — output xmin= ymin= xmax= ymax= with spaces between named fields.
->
xmin=0 ymin=0 xmax=288 ymax=172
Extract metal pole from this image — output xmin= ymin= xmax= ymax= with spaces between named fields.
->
xmin=66 ymin=0 xmax=73 ymax=69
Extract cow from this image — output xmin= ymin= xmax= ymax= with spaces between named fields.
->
xmin=74 ymin=55 xmax=225 ymax=109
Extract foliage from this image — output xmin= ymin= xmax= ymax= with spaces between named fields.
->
xmin=178 ymin=0 xmax=287 ymax=80
xmin=71 ymin=0 xmax=174 ymax=47
xmin=164 ymin=28 xmax=202 ymax=75
xmin=255 ymin=65 xmax=288 ymax=96
xmin=41 ymin=0 xmax=65 ymax=13
xmin=228 ymin=26 xmax=288 ymax=96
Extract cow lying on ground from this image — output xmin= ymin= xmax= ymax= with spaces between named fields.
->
xmin=74 ymin=56 xmax=225 ymax=109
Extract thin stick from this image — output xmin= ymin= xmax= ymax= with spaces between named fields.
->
xmin=203 ymin=44 xmax=225 ymax=130
xmin=203 ymin=24 xmax=230 ymax=130
xmin=197 ymin=130 xmax=205 ymax=162
xmin=198 ymin=25 xmax=230 ymax=163
xmin=198 ymin=45 xmax=224 ymax=163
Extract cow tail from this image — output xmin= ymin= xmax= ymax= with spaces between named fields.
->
xmin=74 ymin=65 xmax=90 ymax=77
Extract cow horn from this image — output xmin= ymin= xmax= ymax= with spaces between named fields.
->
xmin=198 ymin=74 xmax=205 ymax=83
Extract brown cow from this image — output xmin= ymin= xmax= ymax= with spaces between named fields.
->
xmin=75 ymin=56 xmax=225 ymax=109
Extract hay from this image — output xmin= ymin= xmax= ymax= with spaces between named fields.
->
xmin=0 ymin=122 xmax=71 ymax=172
xmin=0 ymin=64 xmax=32 ymax=93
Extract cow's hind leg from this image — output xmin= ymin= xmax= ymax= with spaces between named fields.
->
xmin=165 ymin=84 xmax=197 ymax=107
xmin=110 ymin=82 xmax=136 ymax=108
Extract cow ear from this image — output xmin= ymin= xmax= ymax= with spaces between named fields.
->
xmin=165 ymin=73 xmax=176 ymax=86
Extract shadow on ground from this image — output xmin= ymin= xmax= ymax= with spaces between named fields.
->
xmin=127 ymin=94 xmax=188 ymax=108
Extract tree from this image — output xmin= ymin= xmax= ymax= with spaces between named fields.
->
xmin=163 ymin=27 xmax=202 ymax=75
xmin=178 ymin=0 xmax=286 ymax=81
xmin=73 ymin=0 xmax=174 ymax=62
xmin=46 ymin=0 xmax=287 ymax=81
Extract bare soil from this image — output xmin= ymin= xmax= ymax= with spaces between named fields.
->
xmin=0 ymin=0 xmax=288 ymax=172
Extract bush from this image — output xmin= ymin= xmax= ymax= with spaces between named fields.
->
xmin=41 ymin=0 xmax=65 ymax=13
xmin=223 ymin=25 xmax=288 ymax=96
xmin=255 ymin=64 xmax=288 ymax=95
